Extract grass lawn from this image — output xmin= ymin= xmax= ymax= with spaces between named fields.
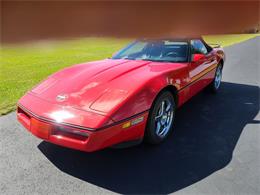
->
xmin=0 ymin=34 xmax=259 ymax=115
xmin=203 ymin=34 xmax=259 ymax=47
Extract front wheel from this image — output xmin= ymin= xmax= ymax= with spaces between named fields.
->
xmin=145 ymin=91 xmax=176 ymax=144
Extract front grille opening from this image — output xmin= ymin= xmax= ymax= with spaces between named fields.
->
xmin=52 ymin=126 xmax=88 ymax=141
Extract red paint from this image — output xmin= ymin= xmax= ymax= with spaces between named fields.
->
xmin=192 ymin=53 xmax=205 ymax=61
xmin=17 ymin=38 xmax=225 ymax=152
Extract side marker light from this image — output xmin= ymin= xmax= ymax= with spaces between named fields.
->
xmin=122 ymin=116 xmax=144 ymax=129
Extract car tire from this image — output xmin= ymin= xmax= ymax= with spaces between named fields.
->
xmin=209 ymin=64 xmax=223 ymax=93
xmin=145 ymin=91 xmax=176 ymax=144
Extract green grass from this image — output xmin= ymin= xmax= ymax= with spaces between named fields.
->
xmin=0 ymin=34 xmax=259 ymax=115
xmin=0 ymin=38 xmax=130 ymax=115
xmin=203 ymin=34 xmax=259 ymax=47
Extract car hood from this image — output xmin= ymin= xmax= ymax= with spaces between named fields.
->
xmin=29 ymin=59 xmax=187 ymax=118
xmin=30 ymin=59 xmax=152 ymax=114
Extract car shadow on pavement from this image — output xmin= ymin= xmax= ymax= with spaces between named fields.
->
xmin=38 ymin=81 xmax=259 ymax=194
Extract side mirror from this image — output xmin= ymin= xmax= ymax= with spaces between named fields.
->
xmin=192 ymin=54 xmax=205 ymax=62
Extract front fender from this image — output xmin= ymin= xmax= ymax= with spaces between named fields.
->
xmin=110 ymin=75 xmax=180 ymax=122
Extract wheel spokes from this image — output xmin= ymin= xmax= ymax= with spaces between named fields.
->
xmin=156 ymin=121 xmax=161 ymax=135
xmin=154 ymin=98 xmax=174 ymax=137
xmin=155 ymin=114 xmax=162 ymax=121
xmin=215 ymin=67 xmax=222 ymax=88
xmin=161 ymin=101 xmax=165 ymax=114
xmin=166 ymin=103 xmax=171 ymax=112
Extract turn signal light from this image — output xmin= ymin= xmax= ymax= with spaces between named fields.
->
xmin=122 ymin=116 xmax=144 ymax=129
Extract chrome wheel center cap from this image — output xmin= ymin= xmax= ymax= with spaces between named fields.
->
xmin=161 ymin=114 xmax=167 ymax=124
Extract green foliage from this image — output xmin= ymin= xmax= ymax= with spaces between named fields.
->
xmin=203 ymin=34 xmax=259 ymax=47
xmin=0 ymin=38 xmax=129 ymax=115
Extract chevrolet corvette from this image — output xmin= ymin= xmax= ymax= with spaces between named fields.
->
xmin=17 ymin=37 xmax=225 ymax=152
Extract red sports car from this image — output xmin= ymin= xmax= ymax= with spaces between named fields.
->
xmin=17 ymin=37 xmax=225 ymax=152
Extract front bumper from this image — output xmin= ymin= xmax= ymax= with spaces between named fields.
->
xmin=17 ymin=105 xmax=148 ymax=152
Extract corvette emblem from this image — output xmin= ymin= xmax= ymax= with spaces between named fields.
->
xmin=56 ymin=94 xmax=68 ymax=102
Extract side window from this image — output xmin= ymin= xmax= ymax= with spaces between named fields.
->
xmin=191 ymin=39 xmax=208 ymax=55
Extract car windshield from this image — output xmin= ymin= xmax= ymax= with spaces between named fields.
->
xmin=112 ymin=39 xmax=189 ymax=63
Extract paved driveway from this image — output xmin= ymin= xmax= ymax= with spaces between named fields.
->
xmin=0 ymin=37 xmax=259 ymax=194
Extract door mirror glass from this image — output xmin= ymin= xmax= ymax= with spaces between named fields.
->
xmin=192 ymin=54 xmax=205 ymax=62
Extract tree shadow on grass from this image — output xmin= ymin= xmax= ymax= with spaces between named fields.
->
xmin=38 ymin=82 xmax=259 ymax=194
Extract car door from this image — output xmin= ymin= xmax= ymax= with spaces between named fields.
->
xmin=188 ymin=39 xmax=212 ymax=97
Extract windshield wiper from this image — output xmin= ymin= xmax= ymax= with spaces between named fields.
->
xmin=141 ymin=59 xmax=183 ymax=63
xmin=122 ymin=57 xmax=136 ymax=60
xmin=121 ymin=58 xmax=184 ymax=63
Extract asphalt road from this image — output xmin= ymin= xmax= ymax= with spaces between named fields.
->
xmin=0 ymin=37 xmax=259 ymax=195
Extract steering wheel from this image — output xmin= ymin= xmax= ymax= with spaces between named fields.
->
xmin=165 ymin=52 xmax=178 ymax=57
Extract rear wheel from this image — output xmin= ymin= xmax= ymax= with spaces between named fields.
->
xmin=209 ymin=64 xmax=223 ymax=93
xmin=145 ymin=91 xmax=176 ymax=144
